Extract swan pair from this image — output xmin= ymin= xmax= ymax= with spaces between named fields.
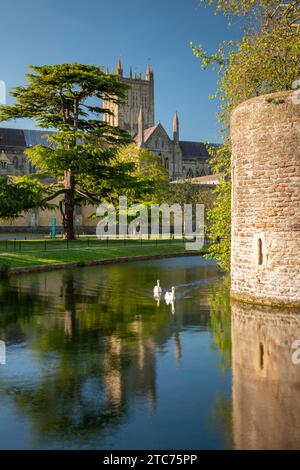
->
xmin=153 ymin=280 xmax=176 ymax=301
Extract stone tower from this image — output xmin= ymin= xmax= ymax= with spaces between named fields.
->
xmin=102 ymin=61 xmax=154 ymax=137
xmin=231 ymin=91 xmax=300 ymax=306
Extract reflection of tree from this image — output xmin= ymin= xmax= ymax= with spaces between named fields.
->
xmin=0 ymin=277 xmax=50 ymax=341
xmin=209 ymin=276 xmax=231 ymax=372
xmin=0 ymin=268 xmax=176 ymax=447
xmin=0 ymin=261 xmax=227 ymax=448
xmin=210 ymin=394 xmax=233 ymax=449
xmin=208 ymin=276 xmax=233 ymax=449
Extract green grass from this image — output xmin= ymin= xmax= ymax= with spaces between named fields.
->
xmin=0 ymin=240 xmax=204 ymax=270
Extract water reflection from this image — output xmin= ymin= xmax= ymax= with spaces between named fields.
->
xmin=0 ymin=258 xmax=299 ymax=449
xmin=231 ymin=301 xmax=300 ymax=450
xmin=0 ymin=257 xmax=224 ymax=449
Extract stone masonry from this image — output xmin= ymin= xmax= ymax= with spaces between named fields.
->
xmin=231 ymin=91 xmax=300 ymax=306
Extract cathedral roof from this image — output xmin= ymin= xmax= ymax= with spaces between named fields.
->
xmin=143 ymin=125 xmax=158 ymax=142
xmin=0 ymin=127 xmax=54 ymax=148
xmin=134 ymin=122 xmax=171 ymax=145
xmin=179 ymin=141 xmax=218 ymax=160
xmin=0 ymin=128 xmax=26 ymax=147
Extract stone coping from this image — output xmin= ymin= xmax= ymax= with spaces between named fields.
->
xmin=232 ymin=90 xmax=294 ymax=113
xmin=231 ymin=291 xmax=300 ymax=309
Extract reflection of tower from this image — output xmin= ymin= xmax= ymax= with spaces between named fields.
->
xmin=127 ymin=321 xmax=157 ymax=411
xmin=174 ymin=333 xmax=182 ymax=367
xmin=104 ymin=336 xmax=122 ymax=407
xmin=231 ymin=300 xmax=300 ymax=449
xmin=103 ymin=320 xmax=158 ymax=411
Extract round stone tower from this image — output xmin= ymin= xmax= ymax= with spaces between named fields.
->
xmin=231 ymin=91 xmax=300 ymax=306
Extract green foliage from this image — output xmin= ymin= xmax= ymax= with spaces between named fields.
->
xmin=115 ymin=143 xmax=169 ymax=204
xmin=205 ymin=144 xmax=231 ymax=271
xmin=0 ymin=261 xmax=11 ymax=275
xmin=162 ymin=180 xmax=215 ymax=232
xmin=0 ymin=175 xmax=48 ymax=219
xmin=209 ymin=276 xmax=231 ymax=372
xmin=201 ymin=0 xmax=299 ymax=22
xmin=193 ymin=1 xmax=300 ymax=119
xmin=192 ymin=0 xmax=299 ymax=270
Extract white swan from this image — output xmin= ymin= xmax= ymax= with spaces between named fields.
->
xmin=153 ymin=280 xmax=162 ymax=296
xmin=165 ymin=286 xmax=176 ymax=302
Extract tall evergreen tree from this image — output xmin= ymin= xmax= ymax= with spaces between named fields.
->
xmin=0 ymin=64 xmax=140 ymax=239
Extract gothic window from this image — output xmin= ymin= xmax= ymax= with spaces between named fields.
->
xmin=186 ymin=169 xmax=194 ymax=178
xmin=0 ymin=161 xmax=7 ymax=170
xmin=13 ymin=156 xmax=18 ymax=170
xmin=164 ymin=157 xmax=169 ymax=170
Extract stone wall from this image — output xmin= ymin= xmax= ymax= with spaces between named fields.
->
xmin=231 ymin=91 xmax=300 ymax=305
xmin=0 ymin=201 xmax=100 ymax=234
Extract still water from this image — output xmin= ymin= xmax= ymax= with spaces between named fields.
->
xmin=0 ymin=256 xmax=299 ymax=450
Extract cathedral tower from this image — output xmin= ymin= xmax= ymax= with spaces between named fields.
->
xmin=103 ymin=61 xmax=155 ymax=137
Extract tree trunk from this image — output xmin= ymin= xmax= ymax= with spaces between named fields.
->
xmin=62 ymin=169 xmax=76 ymax=240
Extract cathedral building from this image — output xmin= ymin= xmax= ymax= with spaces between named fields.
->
xmin=103 ymin=61 xmax=218 ymax=180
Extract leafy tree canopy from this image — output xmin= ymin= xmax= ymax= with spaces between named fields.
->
xmin=0 ymin=175 xmax=48 ymax=219
xmin=116 ymin=143 xmax=169 ymax=204
xmin=193 ymin=1 xmax=300 ymax=125
xmin=191 ymin=1 xmax=299 ymax=271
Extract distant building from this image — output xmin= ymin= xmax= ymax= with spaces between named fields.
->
xmin=103 ymin=61 xmax=219 ymax=180
xmin=0 ymin=128 xmax=52 ymax=177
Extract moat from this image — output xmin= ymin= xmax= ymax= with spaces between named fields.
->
xmin=0 ymin=256 xmax=299 ymax=450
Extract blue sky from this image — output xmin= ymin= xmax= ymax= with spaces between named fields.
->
xmin=0 ymin=0 xmax=242 ymax=143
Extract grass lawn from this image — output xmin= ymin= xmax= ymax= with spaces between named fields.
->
xmin=0 ymin=240 xmax=204 ymax=271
